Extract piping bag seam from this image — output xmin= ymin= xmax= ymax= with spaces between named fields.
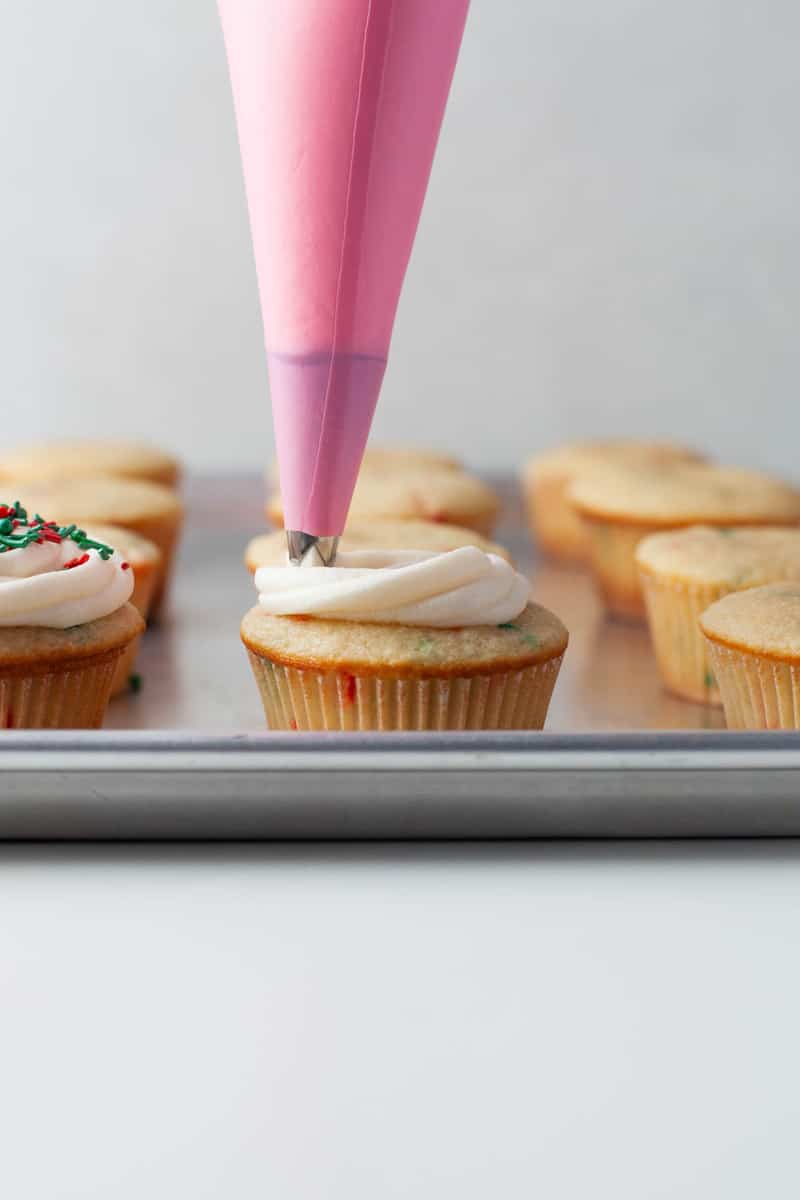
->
xmin=303 ymin=0 xmax=394 ymax=533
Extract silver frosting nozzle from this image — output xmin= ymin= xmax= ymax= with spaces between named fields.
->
xmin=286 ymin=531 xmax=340 ymax=567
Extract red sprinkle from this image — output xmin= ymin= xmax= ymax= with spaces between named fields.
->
xmin=63 ymin=553 xmax=90 ymax=570
xmin=342 ymin=673 xmax=357 ymax=705
xmin=121 ymin=561 xmax=130 ymax=571
xmin=289 ymin=719 xmax=298 ymax=731
xmin=0 ymin=505 xmax=13 ymax=519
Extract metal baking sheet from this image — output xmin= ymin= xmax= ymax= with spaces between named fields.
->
xmin=2 ymin=473 xmax=799 ymax=839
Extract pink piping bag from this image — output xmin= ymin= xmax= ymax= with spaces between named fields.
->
xmin=219 ymin=0 xmax=470 ymax=562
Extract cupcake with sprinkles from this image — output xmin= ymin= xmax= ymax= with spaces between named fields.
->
xmin=0 ymin=501 xmax=143 ymax=728
xmin=241 ymin=545 xmax=568 ymax=732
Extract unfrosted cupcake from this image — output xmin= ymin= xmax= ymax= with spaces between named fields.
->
xmin=358 ymin=446 xmax=461 ymax=473
xmin=268 ymin=445 xmax=461 ymax=484
xmin=19 ymin=478 xmax=184 ymax=616
xmin=241 ymin=546 xmax=567 ymax=731
xmin=701 ymin=583 xmax=800 ymax=729
xmin=82 ymin=523 xmax=162 ymax=696
xmin=522 ymin=440 xmax=703 ymax=562
xmin=637 ymin=527 xmax=800 ymax=704
xmin=0 ymin=501 xmax=143 ymax=728
xmin=266 ymin=466 xmax=500 ymax=537
xmin=0 ymin=439 xmax=180 ymax=489
xmin=245 ymin=519 xmax=512 ymax=573
xmin=570 ymin=463 xmax=800 ymax=620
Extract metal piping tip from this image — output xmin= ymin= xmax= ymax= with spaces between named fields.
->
xmin=286 ymin=531 xmax=340 ymax=567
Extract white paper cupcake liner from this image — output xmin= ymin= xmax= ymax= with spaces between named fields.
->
xmin=523 ymin=472 xmax=586 ymax=562
xmin=704 ymin=640 xmax=800 ymax=730
xmin=580 ymin=517 xmax=654 ymax=620
xmin=639 ymin=571 xmax=724 ymax=704
xmin=0 ymin=651 xmax=122 ymax=729
xmin=247 ymin=652 xmax=564 ymax=732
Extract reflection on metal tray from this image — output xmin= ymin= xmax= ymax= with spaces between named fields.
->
xmin=4 ymin=474 xmax=799 ymax=838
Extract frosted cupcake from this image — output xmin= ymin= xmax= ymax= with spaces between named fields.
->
xmin=570 ymin=463 xmax=800 ymax=620
xmin=245 ymin=519 xmax=512 ymax=573
xmin=701 ymin=583 xmax=800 ymax=729
xmin=522 ymin=440 xmax=703 ymax=563
xmin=266 ymin=466 xmax=500 ymax=537
xmin=0 ymin=501 xmax=143 ymax=728
xmin=82 ymin=523 xmax=162 ymax=696
xmin=241 ymin=546 xmax=567 ymax=731
xmin=0 ymin=439 xmax=180 ymax=489
xmin=637 ymin=527 xmax=800 ymax=704
xmin=19 ymin=478 xmax=184 ymax=616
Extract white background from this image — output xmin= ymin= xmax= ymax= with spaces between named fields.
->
xmin=1 ymin=0 xmax=797 ymax=473
xmin=3 ymin=842 xmax=800 ymax=1199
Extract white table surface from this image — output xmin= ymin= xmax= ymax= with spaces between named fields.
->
xmin=1 ymin=841 xmax=798 ymax=1199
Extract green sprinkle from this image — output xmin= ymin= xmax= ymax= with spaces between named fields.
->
xmin=416 ymin=636 xmax=435 ymax=655
xmin=0 ymin=502 xmax=115 ymax=560
xmin=56 ymin=525 xmax=115 ymax=559
xmin=129 ymin=673 xmax=143 ymax=694
xmin=716 ymin=527 xmax=734 ymax=537
xmin=704 ymin=671 xmax=716 ymax=689
xmin=499 ymin=621 xmax=539 ymax=649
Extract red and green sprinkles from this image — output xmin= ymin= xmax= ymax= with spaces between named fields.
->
xmin=0 ymin=501 xmax=115 ymax=563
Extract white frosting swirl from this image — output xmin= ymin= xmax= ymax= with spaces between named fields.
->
xmin=0 ymin=533 xmax=134 ymax=628
xmin=254 ymin=547 xmax=530 ymax=627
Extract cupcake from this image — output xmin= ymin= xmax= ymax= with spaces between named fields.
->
xmin=570 ymin=463 xmax=800 ymax=620
xmin=0 ymin=439 xmax=180 ymax=489
xmin=245 ymin=519 xmax=512 ymax=573
xmin=700 ymin=582 xmax=800 ymax=729
xmin=241 ymin=546 xmax=567 ymax=731
xmin=19 ymin=478 xmax=184 ymax=616
xmin=522 ymin=440 xmax=703 ymax=563
xmin=358 ymin=446 xmax=461 ymax=473
xmin=82 ymin=523 xmax=162 ymax=696
xmin=266 ymin=466 xmax=500 ymax=537
xmin=268 ymin=445 xmax=461 ymax=484
xmin=0 ymin=501 xmax=144 ymax=728
xmin=637 ymin=527 xmax=800 ymax=704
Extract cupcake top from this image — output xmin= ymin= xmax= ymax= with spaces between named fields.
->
xmin=18 ymin=477 xmax=184 ymax=527
xmin=525 ymin=439 xmax=703 ymax=481
xmin=570 ymin=463 xmax=800 ymax=527
xmin=254 ymin=546 xmax=529 ymax=628
xmin=637 ymin=526 xmax=800 ymax=588
xmin=0 ymin=439 xmax=179 ymax=488
xmin=269 ymin=445 xmax=461 ymax=483
xmin=245 ymin=520 xmax=511 ymax=573
xmin=700 ymin=582 xmax=800 ymax=661
xmin=242 ymin=601 xmax=567 ymax=677
xmin=0 ymin=501 xmax=134 ymax=628
xmin=266 ymin=468 xmax=499 ymax=530
xmin=358 ymin=446 xmax=461 ymax=473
